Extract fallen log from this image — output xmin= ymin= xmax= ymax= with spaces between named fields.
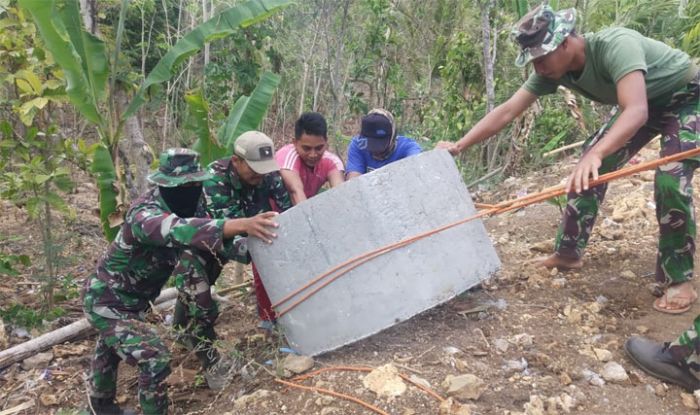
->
xmin=0 ymin=288 xmax=179 ymax=369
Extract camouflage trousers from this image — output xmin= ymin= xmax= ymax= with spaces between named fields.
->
xmin=555 ymin=71 xmax=700 ymax=286
xmin=84 ymin=277 xmax=171 ymax=415
xmin=669 ymin=314 xmax=700 ymax=373
xmin=171 ymin=249 xmax=223 ymax=368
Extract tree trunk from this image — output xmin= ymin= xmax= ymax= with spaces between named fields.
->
xmin=117 ymin=89 xmax=153 ymax=200
xmin=0 ymin=288 xmax=179 ymax=369
xmin=78 ymin=0 xmax=98 ymax=35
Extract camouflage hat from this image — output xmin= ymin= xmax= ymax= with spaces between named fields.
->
xmin=512 ymin=4 xmax=576 ymax=67
xmin=147 ymin=148 xmax=212 ymax=187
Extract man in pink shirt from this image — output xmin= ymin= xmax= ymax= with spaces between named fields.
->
xmin=275 ymin=112 xmax=345 ymax=204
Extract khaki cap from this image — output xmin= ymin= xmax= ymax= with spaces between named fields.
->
xmin=233 ymin=131 xmax=279 ymax=174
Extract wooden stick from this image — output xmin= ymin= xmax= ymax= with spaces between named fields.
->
xmin=0 ymin=401 xmax=34 ymax=415
xmin=543 ymin=140 xmax=584 ymax=157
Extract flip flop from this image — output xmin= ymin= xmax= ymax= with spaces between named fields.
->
xmin=652 ymin=285 xmax=698 ymax=315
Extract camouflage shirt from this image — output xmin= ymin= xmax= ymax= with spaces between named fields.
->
xmin=204 ymin=157 xmax=293 ymax=219
xmin=89 ymin=187 xmax=247 ymax=319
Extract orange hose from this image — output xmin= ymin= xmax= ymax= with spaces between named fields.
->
xmin=275 ymin=378 xmax=390 ymax=415
xmin=273 ymin=147 xmax=700 ymax=317
xmin=278 ymin=365 xmax=447 ymax=414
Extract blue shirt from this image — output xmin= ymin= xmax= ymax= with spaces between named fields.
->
xmin=345 ymin=135 xmax=422 ymax=174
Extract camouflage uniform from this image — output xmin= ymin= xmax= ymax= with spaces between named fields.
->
xmin=554 ymin=71 xmax=700 ymax=287
xmin=200 ymin=157 xmax=292 ymax=321
xmin=83 ymin=149 xmax=247 ymax=414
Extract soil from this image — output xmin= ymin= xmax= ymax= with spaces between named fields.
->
xmin=1 ymin=143 xmax=699 ymax=415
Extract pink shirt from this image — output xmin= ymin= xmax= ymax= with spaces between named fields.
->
xmin=275 ymin=144 xmax=344 ymax=198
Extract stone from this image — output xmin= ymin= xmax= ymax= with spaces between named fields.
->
xmin=620 ymin=270 xmax=636 ymax=279
xmin=320 ymin=408 xmax=341 ymax=415
xmin=234 ymin=389 xmax=277 ymax=409
xmin=495 ymin=338 xmax=510 ymax=354
xmin=442 ymin=374 xmax=487 ymax=402
xmin=439 ymin=397 xmax=472 ymax=415
xmin=580 ymin=369 xmax=605 ymax=387
xmin=503 ymin=358 xmax=528 ymax=374
xmin=21 ymin=351 xmax=53 ymax=370
xmin=523 ymin=395 xmax=546 ymax=415
xmin=249 ymin=150 xmax=501 ymax=355
xmin=681 ymin=392 xmax=699 ymax=409
xmin=282 ymin=354 xmax=314 ymax=374
xmin=511 ymin=333 xmax=534 ymax=347
xmin=654 ymin=384 xmax=668 ymax=397
xmin=601 ymin=362 xmax=628 ymax=383
xmin=694 ymin=390 xmax=700 ymax=408
xmin=362 ymin=364 xmax=407 ymax=399
xmin=593 ymin=348 xmax=612 ymax=362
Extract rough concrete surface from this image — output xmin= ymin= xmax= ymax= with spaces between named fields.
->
xmin=249 ymin=149 xmax=501 ymax=355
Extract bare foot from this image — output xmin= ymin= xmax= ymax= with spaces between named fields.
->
xmin=531 ymin=253 xmax=583 ymax=270
xmin=653 ymin=282 xmax=698 ymax=314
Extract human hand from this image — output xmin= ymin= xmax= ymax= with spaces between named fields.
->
xmin=435 ymin=141 xmax=461 ymax=156
xmin=566 ymin=151 xmax=602 ymax=194
xmin=244 ymin=211 xmax=279 ymax=244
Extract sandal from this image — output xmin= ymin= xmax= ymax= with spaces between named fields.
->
xmin=652 ymin=284 xmax=698 ymax=315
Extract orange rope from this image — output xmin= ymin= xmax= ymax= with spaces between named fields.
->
xmin=277 ymin=365 xmax=446 ymax=414
xmin=273 ymin=147 xmax=700 ymax=317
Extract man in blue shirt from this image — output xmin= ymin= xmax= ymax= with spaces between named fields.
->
xmin=346 ymin=108 xmax=422 ymax=179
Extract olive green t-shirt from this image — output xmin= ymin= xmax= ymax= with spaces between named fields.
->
xmin=522 ymin=27 xmax=694 ymax=106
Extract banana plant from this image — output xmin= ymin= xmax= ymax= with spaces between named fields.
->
xmin=187 ymin=71 xmax=281 ymax=166
xmin=20 ymin=0 xmax=291 ymax=240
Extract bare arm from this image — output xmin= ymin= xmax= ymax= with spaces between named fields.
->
xmin=437 ymin=88 xmax=538 ymax=155
xmin=346 ymin=171 xmax=362 ymax=180
xmin=279 ymin=169 xmax=307 ymax=205
xmin=566 ymin=71 xmax=648 ymax=193
xmin=327 ymin=169 xmax=345 ymax=187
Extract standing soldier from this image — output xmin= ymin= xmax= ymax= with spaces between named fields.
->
xmin=438 ymin=4 xmax=699 ymax=314
xmin=83 ymin=149 xmax=278 ymax=415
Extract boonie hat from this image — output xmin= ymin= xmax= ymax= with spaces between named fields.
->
xmin=512 ymin=4 xmax=576 ymax=67
xmin=148 ymin=148 xmax=212 ymax=187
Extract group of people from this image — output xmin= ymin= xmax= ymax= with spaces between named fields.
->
xmin=82 ymin=2 xmax=699 ymax=414
xmin=82 ymin=110 xmax=422 ymax=414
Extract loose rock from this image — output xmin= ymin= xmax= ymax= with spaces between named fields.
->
xmin=593 ymin=348 xmax=613 ymax=362
xmin=681 ymin=392 xmax=699 ymax=409
xmin=438 ymin=397 xmax=472 ymax=415
xmin=363 ymin=364 xmax=407 ymax=399
xmin=601 ymin=362 xmax=628 ymax=383
xmin=442 ymin=374 xmax=487 ymax=401
xmin=21 ymin=351 xmax=54 ymax=371
xmin=282 ymin=354 xmax=315 ymax=375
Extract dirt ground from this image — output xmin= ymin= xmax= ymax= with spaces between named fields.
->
xmin=2 ymin=144 xmax=700 ymax=414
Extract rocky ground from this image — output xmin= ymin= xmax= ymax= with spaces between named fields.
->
xmin=2 ymin=143 xmax=700 ymax=414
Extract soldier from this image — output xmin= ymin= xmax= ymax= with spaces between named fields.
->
xmin=172 ymin=131 xmax=292 ymax=335
xmin=83 ymin=149 xmax=278 ymax=415
xmin=437 ymin=4 xmax=699 ymax=314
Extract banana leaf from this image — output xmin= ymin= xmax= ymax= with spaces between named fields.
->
xmin=19 ymin=0 xmax=105 ymax=126
xmin=222 ymin=71 xmax=281 ymax=151
xmin=124 ymin=0 xmax=291 ymax=119
xmin=186 ymin=90 xmax=226 ymax=165
xmin=91 ymin=144 xmax=120 ymax=241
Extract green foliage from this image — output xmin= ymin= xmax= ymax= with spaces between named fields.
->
xmin=125 ymin=0 xmax=292 ymax=119
xmin=0 ymin=302 xmax=66 ymax=329
xmin=21 ymin=0 xmax=291 ymax=241
xmin=0 ymin=251 xmax=31 ymax=276
xmin=187 ymin=71 xmax=282 ymax=165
